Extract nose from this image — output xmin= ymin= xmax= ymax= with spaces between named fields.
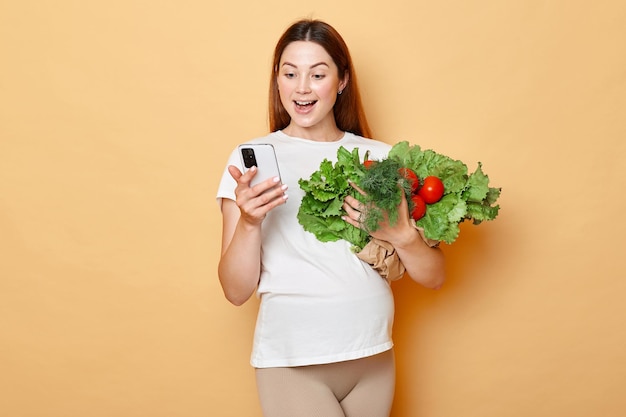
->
xmin=296 ymin=77 xmax=311 ymax=94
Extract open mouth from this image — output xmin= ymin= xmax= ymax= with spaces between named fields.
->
xmin=295 ymin=100 xmax=317 ymax=109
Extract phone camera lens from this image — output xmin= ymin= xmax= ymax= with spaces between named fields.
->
xmin=241 ymin=148 xmax=257 ymax=168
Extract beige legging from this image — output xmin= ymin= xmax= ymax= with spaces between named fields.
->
xmin=255 ymin=350 xmax=395 ymax=417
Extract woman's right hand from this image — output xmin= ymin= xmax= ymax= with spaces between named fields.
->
xmin=228 ymin=165 xmax=288 ymax=225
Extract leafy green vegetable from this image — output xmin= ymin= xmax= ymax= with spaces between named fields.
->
xmin=297 ymin=141 xmax=501 ymax=250
xmin=297 ymin=147 xmax=370 ymax=247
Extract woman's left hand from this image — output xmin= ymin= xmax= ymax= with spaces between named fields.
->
xmin=342 ymin=182 xmax=416 ymax=248
xmin=342 ymin=181 xmax=446 ymax=289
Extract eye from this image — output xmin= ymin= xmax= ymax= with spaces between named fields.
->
xmin=283 ymin=72 xmax=296 ymax=79
xmin=312 ymin=74 xmax=326 ymax=80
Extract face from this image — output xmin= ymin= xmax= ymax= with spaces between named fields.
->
xmin=277 ymin=41 xmax=347 ymax=136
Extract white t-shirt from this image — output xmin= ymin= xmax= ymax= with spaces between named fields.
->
xmin=217 ymin=130 xmax=395 ymax=368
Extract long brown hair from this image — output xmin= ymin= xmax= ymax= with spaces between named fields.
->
xmin=268 ymin=19 xmax=372 ymax=138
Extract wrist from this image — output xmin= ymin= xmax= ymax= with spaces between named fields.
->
xmin=414 ymin=225 xmax=441 ymax=248
xmin=237 ymin=217 xmax=264 ymax=234
xmin=392 ymin=225 xmax=440 ymax=250
xmin=390 ymin=227 xmax=422 ymax=250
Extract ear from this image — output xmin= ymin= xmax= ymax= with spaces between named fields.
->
xmin=339 ymin=71 xmax=349 ymax=93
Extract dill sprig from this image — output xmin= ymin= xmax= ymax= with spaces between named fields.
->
xmin=358 ymin=157 xmax=412 ymax=232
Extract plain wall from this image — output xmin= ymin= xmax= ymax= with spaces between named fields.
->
xmin=1 ymin=1 xmax=625 ymax=416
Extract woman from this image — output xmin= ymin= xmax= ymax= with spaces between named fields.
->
xmin=217 ymin=19 xmax=445 ymax=417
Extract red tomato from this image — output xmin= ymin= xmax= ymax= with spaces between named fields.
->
xmin=363 ymin=160 xmax=376 ymax=169
xmin=398 ymin=167 xmax=420 ymax=193
xmin=418 ymin=176 xmax=444 ymax=204
xmin=410 ymin=194 xmax=427 ymax=220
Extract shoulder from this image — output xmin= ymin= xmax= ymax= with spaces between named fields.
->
xmin=343 ymin=132 xmax=392 ymax=158
xmin=226 ymin=132 xmax=282 ymax=159
xmin=239 ymin=132 xmax=279 ymax=145
xmin=345 ymin=132 xmax=391 ymax=148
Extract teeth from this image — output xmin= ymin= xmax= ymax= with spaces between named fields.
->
xmin=296 ymin=101 xmax=314 ymax=106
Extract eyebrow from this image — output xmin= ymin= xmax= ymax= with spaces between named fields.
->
xmin=281 ymin=62 xmax=330 ymax=69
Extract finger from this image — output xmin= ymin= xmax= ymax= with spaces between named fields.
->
xmin=248 ymin=175 xmax=285 ymax=198
xmin=343 ymin=194 xmax=364 ymax=212
xmin=264 ymin=187 xmax=289 ymax=208
xmin=348 ymin=180 xmax=367 ymax=196
xmin=227 ymin=165 xmax=244 ymax=181
xmin=242 ymin=185 xmax=289 ymax=221
xmin=247 ymin=179 xmax=288 ymax=209
xmin=342 ymin=213 xmax=359 ymax=229
xmin=235 ymin=165 xmax=261 ymax=186
xmin=396 ymin=189 xmax=411 ymax=218
xmin=342 ymin=201 xmax=363 ymax=224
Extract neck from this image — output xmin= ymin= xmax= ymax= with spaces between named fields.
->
xmin=283 ymin=123 xmax=344 ymax=142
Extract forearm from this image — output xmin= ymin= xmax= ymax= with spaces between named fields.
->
xmin=217 ymin=166 xmax=289 ymax=305
xmin=393 ymin=229 xmax=446 ymax=289
xmin=218 ymin=221 xmax=263 ymax=305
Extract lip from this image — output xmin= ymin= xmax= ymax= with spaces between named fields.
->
xmin=293 ymin=100 xmax=317 ymax=114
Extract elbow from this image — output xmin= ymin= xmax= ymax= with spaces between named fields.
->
xmin=221 ymin=284 xmax=255 ymax=306
xmin=420 ymin=250 xmax=446 ymax=290
xmin=219 ymin=276 xmax=256 ymax=306
xmin=428 ymin=279 xmax=445 ymax=290
xmin=228 ymin=297 xmax=246 ymax=307
xmin=409 ymin=269 xmax=446 ymax=290
xmin=225 ymin=292 xmax=252 ymax=306
xmin=429 ymin=270 xmax=446 ymax=290
xmin=422 ymin=276 xmax=445 ymax=290
xmin=218 ymin=264 xmax=257 ymax=306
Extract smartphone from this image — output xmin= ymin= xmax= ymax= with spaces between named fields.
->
xmin=238 ymin=143 xmax=282 ymax=187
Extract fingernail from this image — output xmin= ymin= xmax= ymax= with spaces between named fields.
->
xmin=281 ymin=184 xmax=288 ymax=190
xmin=273 ymin=176 xmax=280 ymax=183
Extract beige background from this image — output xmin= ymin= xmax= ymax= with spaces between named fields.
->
xmin=1 ymin=1 xmax=625 ymax=416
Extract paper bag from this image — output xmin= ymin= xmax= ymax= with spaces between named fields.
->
xmin=356 ymin=223 xmax=440 ymax=281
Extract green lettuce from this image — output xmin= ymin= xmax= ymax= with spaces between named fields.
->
xmin=297 ymin=147 xmax=370 ymax=247
xmin=297 ymin=141 xmax=501 ymax=250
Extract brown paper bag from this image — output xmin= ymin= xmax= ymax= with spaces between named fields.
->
xmin=356 ymin=223 xmax=440 ymax=281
